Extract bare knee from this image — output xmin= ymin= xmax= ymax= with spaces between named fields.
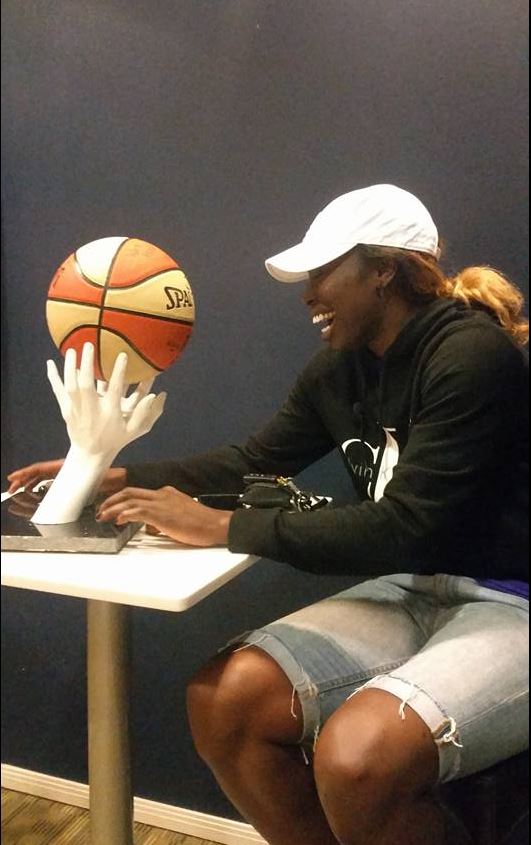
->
xmin=186 ymin=646 xmax=302 ymax=764
xmin=313 ymin=690 xmax=439 ymax=843
xmin=314 ymin=688 xmax=438 ymax=792
xmin=314 ymin=700 xmax=393 ymax=811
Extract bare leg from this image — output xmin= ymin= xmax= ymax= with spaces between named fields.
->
xmin=314 ymin=689 xmax=446 ymax=845
xmin=187 ymin=651 xmax=452 ymax=845
xmin=187 ymin=648 xmax=339 ymax=845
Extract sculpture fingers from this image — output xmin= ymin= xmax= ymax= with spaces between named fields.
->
xmin=120 ymin=376 xmax=156 ymax=415
xmin=78 ymin=342 xmax=96 ymax=391
xmin=105 ymin=352 xmax=128 ymax=407
xmin=46 ymin=360 xmax=70 ymax=419
xmin=126 ymin=391 xmax=167 ymax=438
xmin=63 ymin=347 xmax=78 ymax=395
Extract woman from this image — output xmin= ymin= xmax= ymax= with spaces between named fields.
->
xmin=8 ymin=185 xmax=529 ymax=845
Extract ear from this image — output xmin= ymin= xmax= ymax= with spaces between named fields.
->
xmin=376 ymin=260 xmax=396 ymax=288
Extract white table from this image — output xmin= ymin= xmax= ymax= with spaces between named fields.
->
xmin=1 ymin=530 xmax=258 ymax=844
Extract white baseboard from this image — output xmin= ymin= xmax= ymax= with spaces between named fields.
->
xmin=1 ymin=764 xmax=267 ymax=845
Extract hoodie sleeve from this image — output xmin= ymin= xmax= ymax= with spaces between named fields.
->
xmin=228 ymin=326 xmax=527 ymax=574
xmin=126 ymin=354 xmax=335 ymax=495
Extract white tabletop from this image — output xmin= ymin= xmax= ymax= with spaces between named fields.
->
xmin=1 ymin=530 xmax=258 ymax=611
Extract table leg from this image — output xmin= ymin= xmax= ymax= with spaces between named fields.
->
xmin=87 ymin=599 xmax=133 ymax=845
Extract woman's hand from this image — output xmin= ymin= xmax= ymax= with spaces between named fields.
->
xmin=7 ymin=459 xmax=64 ymax=494
xmin=97 ymin=486 xmax=233 ymax=547
xmin=6 ymin=462 xmax=128 ymax=496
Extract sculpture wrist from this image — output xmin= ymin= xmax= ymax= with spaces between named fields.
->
xmin=32 ymin=445 xmax=120 ymax=525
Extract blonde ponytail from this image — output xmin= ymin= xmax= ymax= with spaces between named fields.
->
xmin=447 ymin=267 xmax=529 ymax=347
xmin=356 ymin=245 xmax=529 ymax=347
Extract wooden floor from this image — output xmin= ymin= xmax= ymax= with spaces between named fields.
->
xmin=1 ymin=788 xmax=220 ymax=845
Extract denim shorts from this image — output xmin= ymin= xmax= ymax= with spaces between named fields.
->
xmin=230 ymin=574 xmax=529 ymax=783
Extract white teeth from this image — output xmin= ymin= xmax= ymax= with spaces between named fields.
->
xmin=312 ymin=311 xmax=335 ymax=325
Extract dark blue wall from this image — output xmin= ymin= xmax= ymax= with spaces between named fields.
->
xmin=1 ymin=0 xmax=528 ymax=821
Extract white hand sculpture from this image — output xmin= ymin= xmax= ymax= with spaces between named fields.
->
xmin=32 ymin=343 xmax=166 ymax=524
xmin=96 ymin=376 xmax=156 ymax=417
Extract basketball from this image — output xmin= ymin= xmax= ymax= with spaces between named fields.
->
xmin=46 ymin=236 xmax=195 ymax=383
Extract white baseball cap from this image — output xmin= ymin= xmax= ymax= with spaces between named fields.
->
xmin=265 ymin=184 xmax=439 ymax=283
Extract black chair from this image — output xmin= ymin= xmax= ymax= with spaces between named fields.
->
xmin=440 ymin=751 xmax=529 ymax=844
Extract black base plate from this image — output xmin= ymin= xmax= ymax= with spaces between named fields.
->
xmin=1 ymin=490 xmax=140 ymax=553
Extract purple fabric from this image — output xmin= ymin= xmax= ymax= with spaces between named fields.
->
xmin=477 ymin=579 xmax=529 ymax=600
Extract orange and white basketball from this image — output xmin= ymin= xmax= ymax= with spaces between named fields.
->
xmin=46 ymin=237 xmax=195 ymax=383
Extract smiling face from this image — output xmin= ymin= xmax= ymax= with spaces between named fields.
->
xmin=304 ymin=248 xmax=395 ymax=353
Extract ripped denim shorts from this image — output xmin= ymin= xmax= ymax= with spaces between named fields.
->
xmin=227 ymin=573 xmax=529 ymax=783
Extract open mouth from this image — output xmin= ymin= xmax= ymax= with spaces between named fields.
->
xmin=312 ymin=311 xmax=335 ymax=338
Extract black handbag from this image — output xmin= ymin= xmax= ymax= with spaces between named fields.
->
xmin=197 ymin=475 xmax=331 ymax=512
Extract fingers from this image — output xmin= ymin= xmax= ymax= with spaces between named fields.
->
xmin=7 ymin=460 xmax=63 ymax=493
xmin=78 ymin=342 xmax=96 ymax=390
xmin=97 ymin=486 xmax=161 ymax=515
xmin=7 ymin=467 xmax=50 ymax=492
xmin=125 ymin=394 xmax=156 ymax=433
xmin=7 ymin=467 xmax=35 ymax=492
xmin=137 ymin=376 xmax=156 ymax=395
xmin=126 ymin=391 xmax=167 ymax=436
xmin=95 ymin=486 xmax=220 ymax=546
xmin=105 ymin=352 xmax=129 ymax=405
xmin=97 ymin=489 xmax=160 ymax=526
xmin=99 ymin=361 xmax=147 ymax=399
xmin=8 ymin=474 xmax=39 ymax=493
xmin=46 ymin=360 xmax=70 ymax=418
xmin=9 ymin=477 xmax=48 ymax=494
xmin=96 ymin=485 xmax=179 ymax=527
xmin=150 ymin=391 xmax=167 ymax=421
xmin=63 ymin=347 xmax=78 ymax=394
xmin=99 ymin=365 xmax=149 ymax=415
xmin=7 ymin=474 xmax=38 ymax=493
xmin=113 ymin=506 xmax=148 ymax=526
xmin=47 ymin=345 xmax=96 ymax=420
xmin=103 ymin=486 xmax=162 ymax=503
xmin=128 ymin=377 xmax=156 ymax=403
xmin=120 ymin=377 xmax=156 ymax=415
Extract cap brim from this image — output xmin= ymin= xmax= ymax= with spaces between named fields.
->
xmin=265 ymin=242 xmax=355 ymax=283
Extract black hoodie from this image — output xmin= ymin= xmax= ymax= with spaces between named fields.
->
xmin=127 ymin=300 xmax=529 ymax=581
